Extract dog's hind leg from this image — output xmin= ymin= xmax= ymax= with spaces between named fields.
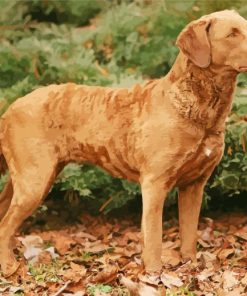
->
xmin=0 ymin=179 xmax=13 ymax=220
xmin=0 ymin=147 xmax=57 ymax=277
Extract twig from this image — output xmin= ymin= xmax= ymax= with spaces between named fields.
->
xmin=51 ymin=281 xmax=71 ymax=296
xmin=99 ymin=196 xmax=113 ymax=212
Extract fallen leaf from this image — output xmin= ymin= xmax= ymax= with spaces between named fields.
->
xmin=19 ymin=235 xmax=44 ymax=261
xmin=197 ymin=269 xmax=215 ymax=281
xmin=92 ymin=264 xmax=118 ymax=283
xmin=73 ymin=231 xmax=97 ymax=241
xmin=119 ymin=275 xmax=139 ymax=295
xmin=198 ymin=238 xmax=211 ymax=248
xmin=217 ymin=248 xmax=235 ymax=261
xmin=51 ymin=281 xmax=71 ymax=296
xmin=70 ymin=262 xmax=84 ymax=273
xmin=124 ymin=231 xmax=140 ymax=242
xmin=84 ymin=241 xmax=109 ymax=253
xmin=138 ymin=273 xmax=160 ymax=286
xmin=139 ymin=283 xmax=162 ymax=296
xmin=199 ymin=226 xmax=214 ymax=242
xmin=235 ymin=228 xmax=247 ymax=241
xmin=161 ymin=249 xmax=181 ymax=266
xmin=160 ymin=272 xmax=183 ymax=289
xmin=198 ymin=251 xmax=217 ymax=262
xmin=162 ymin=241 xmax=179 ymax=249
xmin=9 ymin=286 xmax=24 ymax=293
xmin=222 ymin=270 xmax=238 ymax=291
xmin=63 ymin=292 xmax=85 ymax=296
xmin=241 ymin=273 xmax=247 ymax=285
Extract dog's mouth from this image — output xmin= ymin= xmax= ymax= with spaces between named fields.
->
xmin=238 ymin=66 xmax=247 ymax=72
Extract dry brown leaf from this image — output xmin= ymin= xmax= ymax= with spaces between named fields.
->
xmin=160 ymin=272 xmax=183 ymax=289
xmin=63 ymin=292 xmax=85 ymax=296
xmin=119 ymin=275 xmax=139 ymax=295
xmin=39 ymin=231 xmax=76 ymax=255
xmin=59 ymin=263 xmax=86 ymax=283
xmin=120 ymin=276 xmax=164 ymax=296
xmin=35 ymin=250 xmax=53 ymax=265
xmin=73 ymin=231 xmax=97 ymax=241
xmin=241 ymin=273 xmax=247 ymax=285
xmin=226 ymin=287 xmax=244 ymax=296
xmin=19 ymin=235 xmax=44 ymax=261
xmin=161 ymin=249 xmax=181 ymax=266
xmin=235 ymin=228 xmax=247 ymax=241
xmin=222 ymin=270 xmax=238 ymax=291
xmin=124 ymin=231 xmax=140 ymax=242
xmin=55 ymin=237 xmax=76 ymax=255
xmin=197 ymin=269 xmax=215 ymax=281
xmin=139 ymin=283 xmax=164 ymax=296
xmin=234 ymin=255 xmax=247 ymax=267
xmin=123 ymin=242 xmax=142 ymax=257
xmin=225 ymin=234 xmax=237 ymax=244
xmin=199 ymin=251 xmax=217 ymax=262
xmin=92 ymin=264 xmax=118 ymax=283
xmin=70 ymin=262 xmax=86 ymax=275
xmin=51 ymin=281 xmax=71 ymax=296
xmin=138 ymin=273 xmax=160 ymax=286
xmin=162 ymin=241 xmax=179 ymax=249
xmin=84 ymin=241 xmax=109 ymax=253
xmin=199 ymin=226 xmax=214 ymax=242
xmin=217 ymin=248 xmax=235 ymax=261
xmin=197 ymin=238 xmax=211 ymax=248
xmin=60 ymin=269 xmax=83 ymax=283
xmin=93 ymin=224 xmax=112 ymax=238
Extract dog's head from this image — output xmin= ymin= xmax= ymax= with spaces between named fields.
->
xmin=176 ymin=10 xmax=247 ymax=72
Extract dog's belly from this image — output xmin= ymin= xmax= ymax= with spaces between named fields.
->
xmin=56 ymin=133 xmax=140 ymax=183
xmin=176 ymin=134 xmax=224 ymax=187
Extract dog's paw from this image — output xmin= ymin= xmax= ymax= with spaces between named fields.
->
xmin=1 ymin=259 xmax=20 ymax=278
xmin=180 ymin=251 xmax=197 ymax=263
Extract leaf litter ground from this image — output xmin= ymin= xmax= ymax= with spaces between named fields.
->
xmin=0 ymin=200 xmax=247 ymax=296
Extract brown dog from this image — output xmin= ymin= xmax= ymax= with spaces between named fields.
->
xmin=0 ymin=10 xmax=246 ymax=277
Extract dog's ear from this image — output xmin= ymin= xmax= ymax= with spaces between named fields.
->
xmin=176 ymin=18 xmax=212 ymax=68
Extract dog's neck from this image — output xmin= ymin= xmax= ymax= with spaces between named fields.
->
xmin=166 ymin=52 xmax=238 ymax=131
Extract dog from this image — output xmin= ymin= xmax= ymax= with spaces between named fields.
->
xmin=0 ymin=10 xmax=246 ymax=277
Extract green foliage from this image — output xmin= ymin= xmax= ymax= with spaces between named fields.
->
xmin=28 ymin=261 xmax=62 ymax=283
xmin=0 ymin=0 xmax=105 ymax=26
xmin=56 ymin=163 xmax=140 ymax=213
xmin=0 ymin=173 xmax=8 ymax=191
xmin=0 ymin=0 xmax=246 ymax=212
xmin=90 ymin=2 xmax=186 ymax=77
xmin=166 ymin=286 xmax=196 ymax=296
xmin=211 ymin=89 xmax=247 ymax=195
xmin=87 ymin=284 xmax=130 ymax=296
xmin=87 ymin=284 xmax=113 ymax=295
xmin=0 ymin=0 xmax=29 ymax=26
xmin=28 ymin=0 xmax=105 ymax=25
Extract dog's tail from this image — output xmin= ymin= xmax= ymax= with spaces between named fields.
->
xmin=0 ymin=120 xmax=8 ymax=176
xmin=0 ymin=145 xmax=7 ymax=176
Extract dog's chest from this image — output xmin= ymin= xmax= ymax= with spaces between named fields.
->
xmin=177 ymin=133 xmax=224 ymax=186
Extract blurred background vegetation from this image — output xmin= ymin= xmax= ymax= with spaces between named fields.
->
xmin=0 ymin=0 xmax=246 ymax=214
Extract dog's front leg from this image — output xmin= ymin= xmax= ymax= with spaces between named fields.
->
xmin=178 ymin=179 xmax=207 ymax=261
xmin=141 ymin=176 xmax=167 ymax=273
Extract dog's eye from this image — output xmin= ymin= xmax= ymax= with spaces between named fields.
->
xmin=226 ymin=29 xmax=239 ymax=38
xmin=226 ymin=32 xmax=236 ymax=38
